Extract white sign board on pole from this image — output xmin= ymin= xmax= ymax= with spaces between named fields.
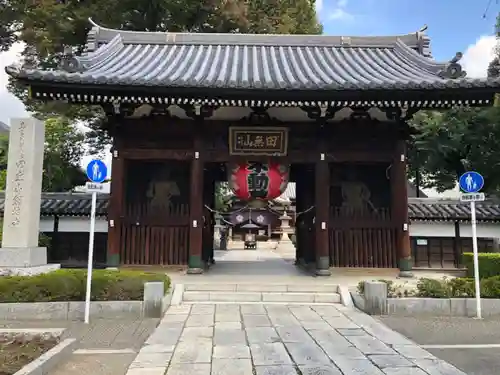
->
xmin=83 ymin=160 xmax=108 ymax=324
xmin=459 ymin=171 xmax=485 ymax=320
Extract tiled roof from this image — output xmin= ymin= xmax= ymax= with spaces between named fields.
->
xmin=0 ymin=192 xmax=108 ymax=218
xmin=0 ymin=192 xmax=499 ymax=222
xmin=6 ymin=21 xmax=499 ymax=92
xmin=408 ymin=198 xmax=500 ymax=222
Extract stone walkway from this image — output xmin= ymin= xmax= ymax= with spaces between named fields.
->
xmin=125 ymin=303 xmax=468 ymax=375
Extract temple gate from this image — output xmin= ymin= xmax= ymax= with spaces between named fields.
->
xmin=7 ymin=20 xmax=500 ymax=276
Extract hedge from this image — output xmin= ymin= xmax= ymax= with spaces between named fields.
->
xmin=462 ymin=252 xmax=500 ymax=278
xmin=0 ymin=269 xmax=170 ymax=303
xmin=415 ymin=276 xmax=500 ymax=298
xmin=358 ymin=276 xmax=500 ymax=299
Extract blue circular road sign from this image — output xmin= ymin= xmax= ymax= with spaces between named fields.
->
xmin=459 ymin=171 xmax=484 ymax=193
xmin=86 ymin=159 xmax=108 ymax=183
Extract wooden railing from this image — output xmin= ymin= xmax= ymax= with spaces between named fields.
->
xmin=119 ymin=202 xmax=190 ymax=265
xmin=329 ymin=207 xmax=398 ymax=268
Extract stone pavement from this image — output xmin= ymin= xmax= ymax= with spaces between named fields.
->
xmin=125 ymin=303 xmax=469 ymax=375
xmin=378 ymin=315 xmax=500 ymax=375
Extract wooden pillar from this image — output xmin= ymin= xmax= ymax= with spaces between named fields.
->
xmin=391 ymin=139 xmax=412 ymax=276
xmin=187 ymin=133 xmax=204 ymax=273
xmin=209 ymin=179 xmax=216 ymax=263
xmin=315 ymin=149 xmax=331 ymax=276
xmin=295 ymin=174 xmax=304 ymax=265
xmin=303 ymin=168 xmax=315 ymax=265
xmin=51 ymin=215 xmax=60 ymax=262
xmin=107 ymin=148 xmax=125 ymax=267
xmin=453 ymin=221 xmax=461 ymax=267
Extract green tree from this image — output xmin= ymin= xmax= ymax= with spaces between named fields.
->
xmin=488 ymin=12 xmax=500 ymax=78
xmin=408 ymin=107 xmax=500 ymax=194
xmin=2 ymin=0 xmax=321 ymax=152
xmin=0 ymin=117 xmax=87 ymax=191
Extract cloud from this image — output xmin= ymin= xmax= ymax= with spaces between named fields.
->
xmin=328 ymin=8 xmax=353 ymax=21
xmin=316 ymin=0 xmax=323 ymax=12
xmin=461 ymin=35 xmax=497 ymax=78
xmin=0 ymin=43 xmax=28 ymax=125
xmin=322 ymin=0 xmax=354 ymax=22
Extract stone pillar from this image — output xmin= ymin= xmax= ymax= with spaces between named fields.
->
xmin=0 ymin=118 xmax=59 ymax=275
xmin=188 ymin=135 xmax=204 ymax=274
xmin=315 ymin=151 xmax=331 ymax=276
xmin=391 ymin=139 xmax=412 ymax=277
xmin=364 ymin=281 xmax=388 ymax=315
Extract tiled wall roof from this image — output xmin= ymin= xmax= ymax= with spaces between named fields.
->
xmin=0 ymin=192 xmax=498 ymax=222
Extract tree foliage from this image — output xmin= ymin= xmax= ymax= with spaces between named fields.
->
xmin=409 ymin=12 xmax=500 ymax=195
xmin=408 ymin=107 xmax=500 ymax=194
xmin=0 ymin=117 xmax=87 ymax=192
xmin=1 ymin=0 xmax=322 ymax=152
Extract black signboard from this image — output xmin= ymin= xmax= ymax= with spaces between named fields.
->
xmin=229 ymin=127 xmax=288 ymax=156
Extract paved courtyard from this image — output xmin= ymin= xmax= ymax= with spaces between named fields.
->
xmin=126 ymin=303 xmax=468 ymax=375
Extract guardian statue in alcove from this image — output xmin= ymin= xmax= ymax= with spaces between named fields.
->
xmin=146 ymin=168 xmax=180 ymax=212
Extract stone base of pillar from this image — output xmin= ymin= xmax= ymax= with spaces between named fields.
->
xmin=106 ymin=253 xmax=120 ymax=267
xmin=0 ymin=247 xmax=60 ymax=276
xmin=187 ymin=254 xmax=204 ymax=274
xmin=315 ymin=256 xmax=331 ymax=276
xmin=398 ymin=256 xmax=414 ymax=278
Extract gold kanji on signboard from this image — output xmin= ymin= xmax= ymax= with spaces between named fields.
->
xmin=229 ymin=127 xmax=288 ymax=156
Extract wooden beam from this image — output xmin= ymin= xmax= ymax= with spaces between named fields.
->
xmin=204 ymin=150 xmax=393 ymax=163
xmin=120 ymin=149 xmax=194 ymax=160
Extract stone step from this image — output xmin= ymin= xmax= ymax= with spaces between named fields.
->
xmin=182 ymin=291 xmax=341 ymax=304
xmin=183 ymin=283 xmax=340 ymax=293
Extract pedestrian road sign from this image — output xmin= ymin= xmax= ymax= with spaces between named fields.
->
xmin=86 ymin=160 xmax=107 ymax=183
xmin=459 ymin=171 xmax=484 ymax=193
xmin=460 ymin=192 xmax=485 ymax=202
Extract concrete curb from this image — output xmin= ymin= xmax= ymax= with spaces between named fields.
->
xmin=0 ymin=328 xmax=65 ymax=340
xmin=13 ymin=338 xmax=77 ymax=375
xmin=0 ymin=286 xmax=173 ymax=320
xmin=337 ymin=285 xmax=353 ymax=308
xmin=350 ymin=292 xmax=500 ymax=317
xmin=170 ymin=284 xmax=184 ymax=306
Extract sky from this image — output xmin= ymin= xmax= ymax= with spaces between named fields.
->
xmin=0 ymin=0 xmax=498 ymax=195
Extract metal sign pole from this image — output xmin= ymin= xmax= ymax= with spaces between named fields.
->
xmin=84 ymin=191 xmax=97 ymax=324
xmin=470 ymin=200 xmax=482 ymax=319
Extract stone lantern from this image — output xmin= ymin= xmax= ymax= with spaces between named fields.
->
xmin=279 ymin=210 xmax=293 ymax=243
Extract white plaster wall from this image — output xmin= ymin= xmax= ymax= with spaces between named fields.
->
xmin=459 ymin=223 xmax=500 ymax=239
xmin=410 ymin=222 xmax=455 ymax=237
xmin=40 ymin=217 xmax=108 ymax=233
xmin=410 ymin=221 xmax=500 ymax=239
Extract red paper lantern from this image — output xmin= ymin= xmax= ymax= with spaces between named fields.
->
xmin=228 ymin=161 xmax=289 ymax=201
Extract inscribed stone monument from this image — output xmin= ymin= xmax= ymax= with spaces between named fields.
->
xmin=0 ymin=118 xmax=59 ymax=275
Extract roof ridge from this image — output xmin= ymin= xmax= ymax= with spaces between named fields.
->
xmin=85 ymin=18 xmax=425 ymax=50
